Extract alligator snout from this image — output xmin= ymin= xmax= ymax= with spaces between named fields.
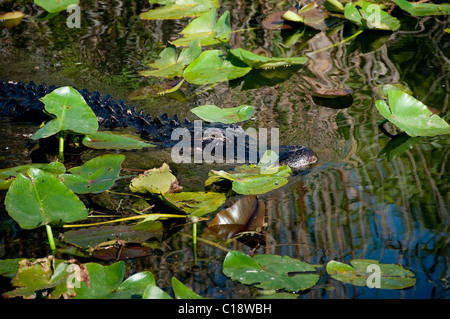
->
xmin=278 ymin=145 xmax=318 ymax=170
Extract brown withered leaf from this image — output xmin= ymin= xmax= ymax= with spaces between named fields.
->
xmin=208 ymin=195 xmax=265 ymax=241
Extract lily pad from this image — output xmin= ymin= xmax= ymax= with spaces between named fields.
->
xmin=0 ymin=258 xmax=28 ymax=278
xmin=172 ymin=277 xmax=204 ymax=299
xmin=324 ymin=0 xmax=345 ymax=13
xmin=0 ymin=161 xmax=66 ymax=190
xmin=205 ymin=151 xmax=292 ymax=195
xmin=376 ymin=83 xmax=413 ymax=98
xmin=110 ymin=271 xmax=156 ymax=299
xmin=183 ymin=50 xmax=252 ymax=85
xmin=129 ymin=163 xmax=181 ymax=194
xmin=143 ymin=276 xmax=203 ymax=299
xmin=128 ymin=80 xmax=186 ymax=99
xmin=262 ymin=10 xmax=296 ymax=30
xmin=287 ymin=2 xmax=330 ymax=31
xmin=140 ymin=0 xmax=219 ymax=20
xmin=232 ymin=65 xmax=302 ymax=90
xmin=143 ymin=284 xmax=172 ymax=299
xmin=0 ymin=11 xmax=25 ymax=28
xmin=190 ymin=104 xmax=254 ymax=124
xmin=223 ymin=251 xmax=319 ymax=292
xmin=2 ymin=257 xmax=89 ymax=299
xmin=394 ymin=0 xmax=450 ymax=16
xmin=230 ymin=48 xmax=307 ymax=69
xmin=34 ymin=0 xmax=79 ymax=13
xmin=376 ymin=90 xmax=450 ymax=137
xmin=162 ymin=191 xmax=226 ymax=217
xmin=31 ymin=86 xmax=99 ymax=140
xmin=172 ymin=9 xmax=231 ymax=47
xmin=74 ymin=262 xmax=125 ymax=299
xmin=140 ymin=41 xmax=201 ymax=78
xmin=82 ymin=132 xmax=154 ymax=150
xmin=59 ymin=155 xmax=124 ymax=194
xmin=5 ymin=168 xmax=87 ymax=230
xmin=379 ymin=133 xmax=424 ymax=161
xmin=344 ymin=1 xmax=401 ymax=31
xmin=326 ymin=259 xmax=416 ymax=289
xmin=262 ymin=2 xmax=330 ymax=31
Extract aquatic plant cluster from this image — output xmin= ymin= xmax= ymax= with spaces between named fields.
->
xmin=0 ymin=0 xmax=449 ymax=299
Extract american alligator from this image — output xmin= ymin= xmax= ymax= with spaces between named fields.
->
xmin=0 ymin=80 xmax=318 ymax=169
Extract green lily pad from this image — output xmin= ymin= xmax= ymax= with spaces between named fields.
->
xmin=108 ymin=271 xmax=156 ymax=299
xmin=0 ymin=11 xmax=25 ymax=28
xmin=2 ymin=257 xmax=88 ymax=299
xmin=140 ymin=40 xmax=201 ymax=78
xmin=376 ymin=90 xmax=450 ymax=137
xmin=326 ymin=259 xmax=416 ymax=289
xmin=376 ymin=83 xmax=413 ymax=98
xmin=230 ymin=48 xmax=307 ymax=69
xmin=143 ymin=284 xmax=172 ymax=299
xmin=31 ymin=86 xmax=98 ymax=140
xmin=262 ymin=2 xmax=330 ymax=31
xmin=128 ymin=79 xmax=186 ymax=99
xmin=324 ymin=0 xmax=345 ymax=13
xmin=205 ymin=151 xmax=292 ymax=195
xmin=190 ymin=104 xmax=254 ymax=124
xmin=172 ymin=277 xmax=204 ymax=299
xmin=379 ymin=133 xmax=424 ymax=161
xmin=74 ymin=262 xmax=125 ymax=299
xmin=289 ymin=2 xmax=330 ymax=31
xmin=59 ymin=154 xmax=124 ymax=194
xmin=0 ymin=258 xmax=27 ymax=278
xmin=34 ymin=0 xmax=79 ymax=13
xmin=82 ymin=132 xmax=154 ymax=150
xmin=5 ymin=168 xmax=87 ymax=229
xmin=223 ymin=251 xmax=319 ymax=292
xmin=129 ymin=163 xmax=180 ymax=194
xmin=183 ymin=50 xmax=252 ymax=85
xmin=282 ymin=10 xmax=303 ymax=23
xmin=140 ymin=0 xmax=219 ymax=20
xmin=162 ymin=191 xmax=226 ymax=217
xmin=394 ymin=0 xmax=450 ymax=16
xmin=172 ymin=9 xmax=231 ymax=47
xmin=344 ymin=1 xmax=400 ymax=31
xmin=143 ymin=276 xmax=203 ymax=299
xmin=0 ymin=161 xmax=66 ymax=190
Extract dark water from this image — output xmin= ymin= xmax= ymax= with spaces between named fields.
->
xmin=0 ymin=1 xmax=449 ymax=299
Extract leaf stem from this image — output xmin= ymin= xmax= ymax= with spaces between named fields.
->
xmin=46 ymin=224 xmax=56 ymax=251
xmin=308 ymin=29 xmax=363 ymax=55
xmin=62 ymin=213 xmax=187 ymax=228
xmin=180 ymin=233 xmax=230 ymax=253
xmin=192 ymin=221 xmax=197 ymax=245
xmin=58 ymin=132 xmax=65 ymax=162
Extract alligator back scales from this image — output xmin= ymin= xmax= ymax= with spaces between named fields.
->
xmin=0 ymin=80 xmax=318 ymax=169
